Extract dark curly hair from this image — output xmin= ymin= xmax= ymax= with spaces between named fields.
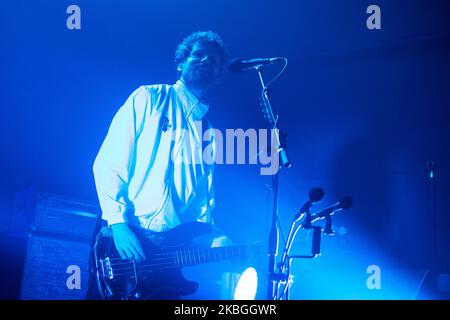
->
xmin=174 ymin=31 xmax=228 ymax=76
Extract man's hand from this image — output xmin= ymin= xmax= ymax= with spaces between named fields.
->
xmin=110 ymin=223 xmax=146 ymax=262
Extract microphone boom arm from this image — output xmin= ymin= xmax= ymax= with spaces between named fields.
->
xmin=252 ymin=59 xmax=291 ymax=300
xmin=256 ymin=62 xmax=291 ymax=168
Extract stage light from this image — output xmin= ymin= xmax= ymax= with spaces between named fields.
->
xmin=233 ymin=267 xmax=258 ymax=300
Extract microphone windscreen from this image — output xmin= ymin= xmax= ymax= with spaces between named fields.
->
xmin=339 ymin=196 xmax=353 ymax=210
xmin=309 ymin=187 xmax=325 ymax=203
xmin=227 ymin=58 xmax=244 ymax=73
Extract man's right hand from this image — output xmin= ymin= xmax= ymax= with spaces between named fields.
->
xmin=110 ymin=223 xmax=146 ymax=262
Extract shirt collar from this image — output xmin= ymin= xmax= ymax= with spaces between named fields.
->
xmin=174 ymin=80 xmax=210 ymax=120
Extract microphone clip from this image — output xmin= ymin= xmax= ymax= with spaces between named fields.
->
xmin=303 ymin=208 xmax=313 ymax=229
xmin=323 ymin=214 xmax=334 ymax=235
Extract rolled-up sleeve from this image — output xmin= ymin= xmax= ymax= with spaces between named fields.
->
xmin=93 ymin=86 xmax=149 ymax=225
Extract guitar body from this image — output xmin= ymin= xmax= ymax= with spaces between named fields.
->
xmin=93 ymin=222 xmax=212 ymax=300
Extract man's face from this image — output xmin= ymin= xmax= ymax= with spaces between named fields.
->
xmin=179 ymin=41 xmax=222 ymax=90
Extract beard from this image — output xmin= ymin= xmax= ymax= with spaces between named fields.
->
xmin=189 ymin=68 xmax=216 ymax=87
xmin=181 ymin=64 xmax=218 ymax=93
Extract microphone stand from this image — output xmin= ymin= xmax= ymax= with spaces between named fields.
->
xmin=277 ymin=225 xmax=322 ymax=300
xmin=251 ymin=63 xmax=291 ymax=300
xmin=428 ymin=162 xmax=437 ymax=295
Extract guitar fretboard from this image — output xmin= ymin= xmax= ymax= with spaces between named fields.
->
xmin=173 ymin=244 xmax=261 ymax=268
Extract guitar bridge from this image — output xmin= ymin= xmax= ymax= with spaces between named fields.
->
xmin=100 ymin=257 xmax=114 ymax=280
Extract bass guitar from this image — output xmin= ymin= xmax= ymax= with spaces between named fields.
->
xmin=92 ymin=222 xmax=263 ymax=299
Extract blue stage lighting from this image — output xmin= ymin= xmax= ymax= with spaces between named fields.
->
xmin=233 ymin=267 xmax=258 ymax=300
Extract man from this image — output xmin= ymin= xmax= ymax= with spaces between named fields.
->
xmin=93 ymin=31 xmax=228 ymax=265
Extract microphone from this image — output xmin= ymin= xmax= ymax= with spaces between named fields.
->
xmin=311 ymin=196 xmax=353 ymax=220
xmin=294 ymin=187 xmax=325 ymax=221
xmin=228 ymin=57 xmax=284 ymax=73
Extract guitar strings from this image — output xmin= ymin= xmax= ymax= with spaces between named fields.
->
xmin=106 ymin=248 xmax=242 ymax=261
xmin=103 ymin=250 xmax=251 ymax=278
xmin=106 ymin=251 xmax=224 ymax=264
xmin=108 ymin=254 xmax=235 ymax=269
xmin=105 ymin=246 xmax=252 ymax=264
xmin=109 ymin=263 xmax=204 ymax=277
xmin=102 ymin=252 xmax=261 ymax=278
xmin=98 ymin=245 xmax=263 ymax=278
xmin=110 ymin=259 xmax=175 ymax=268
xmin=105 ymin=255 xmax=248 ymax=277
xmin=108 ymin=260 xmax=204 ymax=275
xmin=112 ymin=263 xmax=176 ymax=273
xmin=106 ymin=251 xmax=247 ymax=269
xmin=107 ymin=251 xmax=241 ymax=267
xmin=102 ymin=247 xmax=254 ymax=277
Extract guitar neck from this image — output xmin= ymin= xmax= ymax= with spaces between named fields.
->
xmin=175 ymin=244 xmax=261 ymax=268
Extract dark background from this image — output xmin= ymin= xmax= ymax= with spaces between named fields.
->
xmin=1 ymin=0 xmax=449 ymax=299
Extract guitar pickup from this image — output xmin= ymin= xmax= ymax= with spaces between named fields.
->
xmin=100 ymin=257 xmax=114 ymax=280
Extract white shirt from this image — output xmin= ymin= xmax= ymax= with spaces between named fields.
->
xmin=93 ymin=80 xmax=215 ymax=232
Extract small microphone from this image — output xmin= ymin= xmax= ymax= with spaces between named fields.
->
xmin=294 ymin=187 xmax=325 ymax=221
xmin=311 ymin=196 xmax=353 ymax=220
xmin=228 ymin=57 xmax=284 ymax=73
